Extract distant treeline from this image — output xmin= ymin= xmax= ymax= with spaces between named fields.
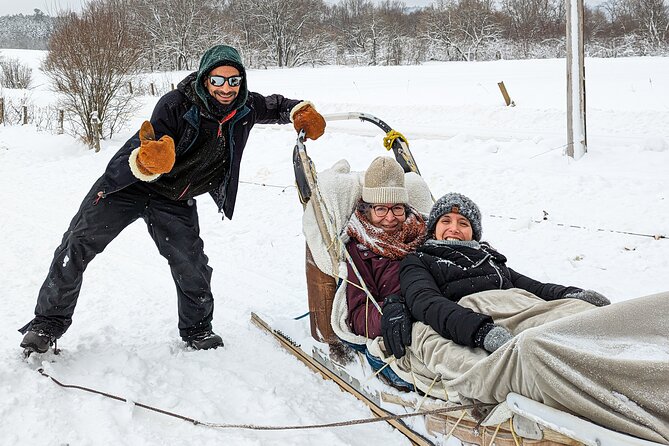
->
xmin=0 ymin=10 xmax=54 ymax=50
xmin=1 ymin=0 xmax=668 ymax=65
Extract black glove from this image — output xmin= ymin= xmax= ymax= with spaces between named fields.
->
xmin=564 ymin=289 xmax=611 ymax=307
xmin=474 ymin=323 xmax=513 ymax=353
xmin=381 ymin=294 xmax=413 ymax=359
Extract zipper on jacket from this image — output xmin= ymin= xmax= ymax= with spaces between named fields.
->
xmin=93 ymin=191 xmax=105 ymax=205
xmin=217 ymin=110 xmax=237 ymax=138
xmin=177 ymin=184 xmax=190 ymax=200
xmin=489 ymin=259 xmax=504 ymax=288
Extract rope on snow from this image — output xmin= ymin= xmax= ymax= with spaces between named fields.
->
xmin=488 ymin=213 xmax=666 ymax=240
xmin=36 ymin=368 xmax=493 ymax=431
xmin=236 ymin=181 xmax=666 ymax=241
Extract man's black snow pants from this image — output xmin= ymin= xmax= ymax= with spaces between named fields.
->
xmin=21 ymin=177 xmax=214 ymax=340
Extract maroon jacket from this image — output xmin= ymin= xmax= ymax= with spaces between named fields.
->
xmin=346 ymin=240 xmax=401 ymax=338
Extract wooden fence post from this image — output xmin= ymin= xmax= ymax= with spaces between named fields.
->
xmin=128 ymin=81 xmax=133 ymax=95
xmin=58 ymin=110 xmax=64 ymax=134
xmin=90 ymin=111 xmax=101 ymax=152
xmin=0 ymin=98 xmax=4 ymax=125
xmin=566 ymin=0 xmax=587 ymax=159
xmin=497 ymin=81 xmax=515 ymax=106
xmin=150 ymin=82 xmax=155 ymax=96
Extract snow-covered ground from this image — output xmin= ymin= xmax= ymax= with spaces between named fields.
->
xmin=1 ymin=48 xmax=668 ymax=445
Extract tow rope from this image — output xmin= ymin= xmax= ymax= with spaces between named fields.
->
xmin=488 ymin=213 xmax=667 ymax=240
xmin=36 ymin=368 xmax=492 ymax=431
xmin=383 ymin=129 xmax=408 ymax=151
xmin=235 ymin=181 xmax=666 ymax=241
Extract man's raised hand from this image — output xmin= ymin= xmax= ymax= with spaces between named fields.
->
xmin=134 ymin=121 xmax=175 ymax=177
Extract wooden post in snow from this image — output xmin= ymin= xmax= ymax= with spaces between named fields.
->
xmin=0 ymin=98 xmax=4 ymax=125
xmin=497 ymin=82 xmax=515 ymax=106
xmin=57 ymin=110 xmax=64 ymax=135
xmin=566 ymin=0 xmax=587 ymax=159
xmin=90 ymin=111 xmax=101 ymax=152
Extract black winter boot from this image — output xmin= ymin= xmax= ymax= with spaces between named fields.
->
xmin=21 ymin=330 xmax=55 ymax=355
xmin=185 ymin=331 xmax=224 ymax=350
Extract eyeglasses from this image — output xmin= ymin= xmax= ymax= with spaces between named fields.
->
xmin=208 ymin=75 xmax=243 ymax=87
xmin=371 ymin=204 xmax=406 ymax=218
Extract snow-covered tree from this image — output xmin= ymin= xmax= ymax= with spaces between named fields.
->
xmin=226 ymin=0 xmax=329 ymax=68
xmin=43 ymin=0 xmax=144 ymax=147
xmin=425 ymin=0 xmax=501 ymax=61
xmin=499 ymin=0 xmax=564 ymax=56
xmin=131 ymin=0 xmax=220 ymax=71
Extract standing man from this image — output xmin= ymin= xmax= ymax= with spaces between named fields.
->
xmin=19 ymin=44 xmax=325 ymax=354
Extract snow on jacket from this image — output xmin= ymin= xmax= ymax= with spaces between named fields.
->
xmin=345 ymin=240 xmax=402 ymax=338
xmin=399 ymin=240 xmax=582 ymax=348
xmin=95 ymin=46 xmax=300 ymax=219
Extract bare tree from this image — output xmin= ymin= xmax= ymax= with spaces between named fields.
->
xmin=326 ymin=0 xmax=419 ymax=65
xmin=43 ymin=0 xmax=145 ymax=147
xmin=327 ymin=0 xmax=377 ymax=64
xmin=597 ymin=0 xmax=668 ymax=52
xmin=601 ymin=0 xmax=638 ymax=34
xmin=227 ymin=0 xmax=329 ymax=67
xmin=500 ymin=0 xmax=564 ymax=55
xmin=631 ymin=0 xmax=669 ymax=46
xmin=426 ymin=0 xmax=501 ymax=61
xmin=131 ymin=0 xmax=220 ymax=71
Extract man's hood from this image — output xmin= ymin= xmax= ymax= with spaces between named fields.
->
xmin=194 ymin=45 xmax=248 ymax=114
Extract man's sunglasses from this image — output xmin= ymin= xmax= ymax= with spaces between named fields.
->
xmin=208 ymin=75 xmax=243 ymax=87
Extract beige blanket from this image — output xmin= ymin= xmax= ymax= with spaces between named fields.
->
xmin=370 ymin=289 xmax=669 ymax=444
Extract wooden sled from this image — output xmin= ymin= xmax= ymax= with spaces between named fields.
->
xmin=291 ymin=113 xmax=665 ymax=446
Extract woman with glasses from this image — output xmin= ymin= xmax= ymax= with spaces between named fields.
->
xmin=344 ymin=157 xmax=426 ymax=348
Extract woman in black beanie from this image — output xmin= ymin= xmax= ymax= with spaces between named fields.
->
xmin=383 ymin=192 xmax=610 ymax=358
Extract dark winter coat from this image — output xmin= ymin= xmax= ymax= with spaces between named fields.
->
xmin=399 ymin=240 xmax=582 ymax=348
xmin=346 ymin=240 xmax=401 ymax=338
xmin=95 ymin=45 xmax=300 ymax=219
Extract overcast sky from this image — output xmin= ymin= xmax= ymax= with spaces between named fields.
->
xmin=0 ymin=0 xmax=602 ymax=17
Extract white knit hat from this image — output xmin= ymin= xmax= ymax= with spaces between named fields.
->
xmin=362 ymin=156 xmax=408 ymax=204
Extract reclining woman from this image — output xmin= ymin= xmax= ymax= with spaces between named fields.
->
xmin=344 ymin=156 xmax=426 ymax=387
xmin=393 ymin=192 xmax=610 ymax=356
xmin=373 ymin=192 xmax=669 ymax=444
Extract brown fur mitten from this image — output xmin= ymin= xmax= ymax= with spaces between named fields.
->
xmin=290 ymin=101 xmax=326 ymax=140
xmin=130 ymin=121 xmax=175 ymax=180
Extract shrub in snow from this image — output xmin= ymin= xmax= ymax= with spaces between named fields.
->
xmin=0 ymin=57 xmax=33 ymax=89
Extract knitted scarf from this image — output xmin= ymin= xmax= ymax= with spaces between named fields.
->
xmin=346 ymin=207 xmax=426 ymax=260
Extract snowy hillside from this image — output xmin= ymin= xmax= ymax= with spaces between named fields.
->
xmin=1 ymin=49 xmax=668 ymax=445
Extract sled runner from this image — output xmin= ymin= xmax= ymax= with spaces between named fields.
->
xmin=254 ymin=112 xmax=669 ymax=446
